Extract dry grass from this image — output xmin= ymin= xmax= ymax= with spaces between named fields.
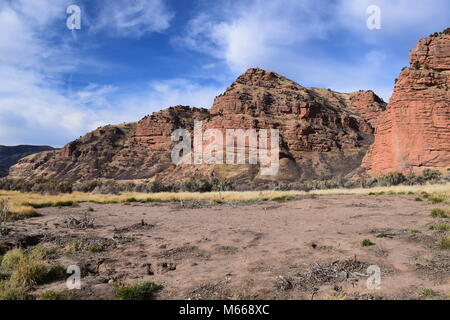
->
xmin=0 ymin=199 xmax=7 ymax=234
xmin=0 ymin=183 xmax=449 ymax=219
xmin=0 ymin=247 xmax=66 ymax=299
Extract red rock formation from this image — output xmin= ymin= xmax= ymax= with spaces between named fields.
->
xmin=135 ymin=106 xmax=209 ymax=151
xmin=363 ymin=33 xmax=450 ymax=174
xmin=348 ymin=91 xmax=386 ymax=129
xmin=9 ymin=69 xmax=386 ymax=183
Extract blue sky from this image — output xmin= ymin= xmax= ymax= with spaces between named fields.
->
xmin=0 ymin=0 xmax=449 ymax=147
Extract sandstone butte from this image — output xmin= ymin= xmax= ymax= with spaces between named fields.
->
xmin=362 ymin=32 xmax=450 ymax=174
xmin=8 ymin=68 xmax=386 ymax=183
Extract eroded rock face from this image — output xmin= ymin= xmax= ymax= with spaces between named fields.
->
xmin=135 ymin=106 xmax=210 ymax=151
xmin=9 ymin=69 xmax=386 ymax=183
xmin=362 ymin=34 xmax=450 ymax=174
xmin=347 ymin=91 xmax=386 ymax=129
xmin=410 ymin=34 xmax=450 ymax=70
xmin=9 ymin=107 xmax=210 ymax=181
xmin=205 ymin=68 xmax=385 ymax=180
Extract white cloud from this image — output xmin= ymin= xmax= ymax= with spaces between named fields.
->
xmin=147 ymin=78 xmax=223 ymax=109
xmin=178 ymin=0 xmax=331 ymax=73
xmin=178 ymin=0 xmax=450 ymax=101
xmin=0 ymin=0 xmax=179 ymax=146
xmin=0 ymin=0 xmax=86 ymax=146
xmin=73 ymin=83 xmax=118 ymax=108
xmin=10 ymin=0 xmax=69 ymax=26
xmin=90 ymin=0 xmax=174 ymax=37
xmin=0 ymin=70 xmax=223 ymax=146
xmin=0 ymin=0 xmax=71 ymax=67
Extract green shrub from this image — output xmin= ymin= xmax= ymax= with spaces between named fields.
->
xmin=183 ymin=178 xmax=217 ymax=193
xmin=44 ymin=265 xmax=66 ymax=282
xmin=429 ymin=197 xmax=444 ymax=204
xmin=378 ymin=172 xmax=406 ymax=186
xmin=114 ymin=282 xmax=162 ymax=300
xmin=438 ymin=237 xmax=450 ymax=249
xmin=0 ymin=178 xmax=73 ymax=194
xmin=361 ymin=239 xmax=375 ymax=247
xmin=93 ymin=181 xmax=121 ymax=195
xmin=147 ymin=181 xmax=181 ymax=193
xmin=404 ymin=173 xmax=425 ymax=186
xmin=6 ymin=209 xmax=39 ymax=222
xmin=420 ymin=289 xmax=438 ymax=298
xmin=73 ymin=180 xmax=101 ymax=193
xmin=430 ymin=208 xmax=449 ymax=218
xmin=429 ymin=224 xmax=450 ymax=232
xmin=87 ymin=245 xmax=104 ymax=253
xmin=38 ymin=290 xmax=71 ymax=300
xmin=421 ymin=169 xmax=442 ymax=182
xmin=272 ymin=195 xmax=296 ymax=202
xmin=376 ymin=233 xmax=395 ymax=239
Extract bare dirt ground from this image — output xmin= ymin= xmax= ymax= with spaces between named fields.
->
xmin=2 ymin=194 xmax=449 ymax=300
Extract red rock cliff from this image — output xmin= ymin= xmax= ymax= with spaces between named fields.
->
xmin=362 ymin=32 xmax=450 ymax=174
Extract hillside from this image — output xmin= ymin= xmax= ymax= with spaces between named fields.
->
xmin=8 ymin=68 xmax=386 ymax=183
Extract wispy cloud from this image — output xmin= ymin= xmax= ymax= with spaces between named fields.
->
xmin=88 ymin=0 xmax=174 ymax=37
xmin=147 ymin=78 xmax=224 ymax=109
xmin=177 ymin=0 xmax=333 ymax=73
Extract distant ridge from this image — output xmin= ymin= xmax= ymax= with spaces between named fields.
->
xmin=0 ymin=145 xmax=55 ymax=177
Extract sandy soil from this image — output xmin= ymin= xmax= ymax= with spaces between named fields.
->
xmin=2 ymin=194 xmax=449 ymax=300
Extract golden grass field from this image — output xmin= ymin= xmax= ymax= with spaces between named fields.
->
xmin=1 ymin=183 xmax=449 ymax=220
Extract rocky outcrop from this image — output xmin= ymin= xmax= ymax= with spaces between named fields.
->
xmin=0 ymin=145 xmax=55 ymax=177
xmin=347 ymin=91 xmax=386 ymax=128
xmin=362 ymin=33 xmax=450 ymax=174
xmin=205 ymin=68 xmax=385 ymax=180
xmin=9 ymin=68 xmax=386 ymax=183
xmin=9 ymin=107 xmax=210 ymax=181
